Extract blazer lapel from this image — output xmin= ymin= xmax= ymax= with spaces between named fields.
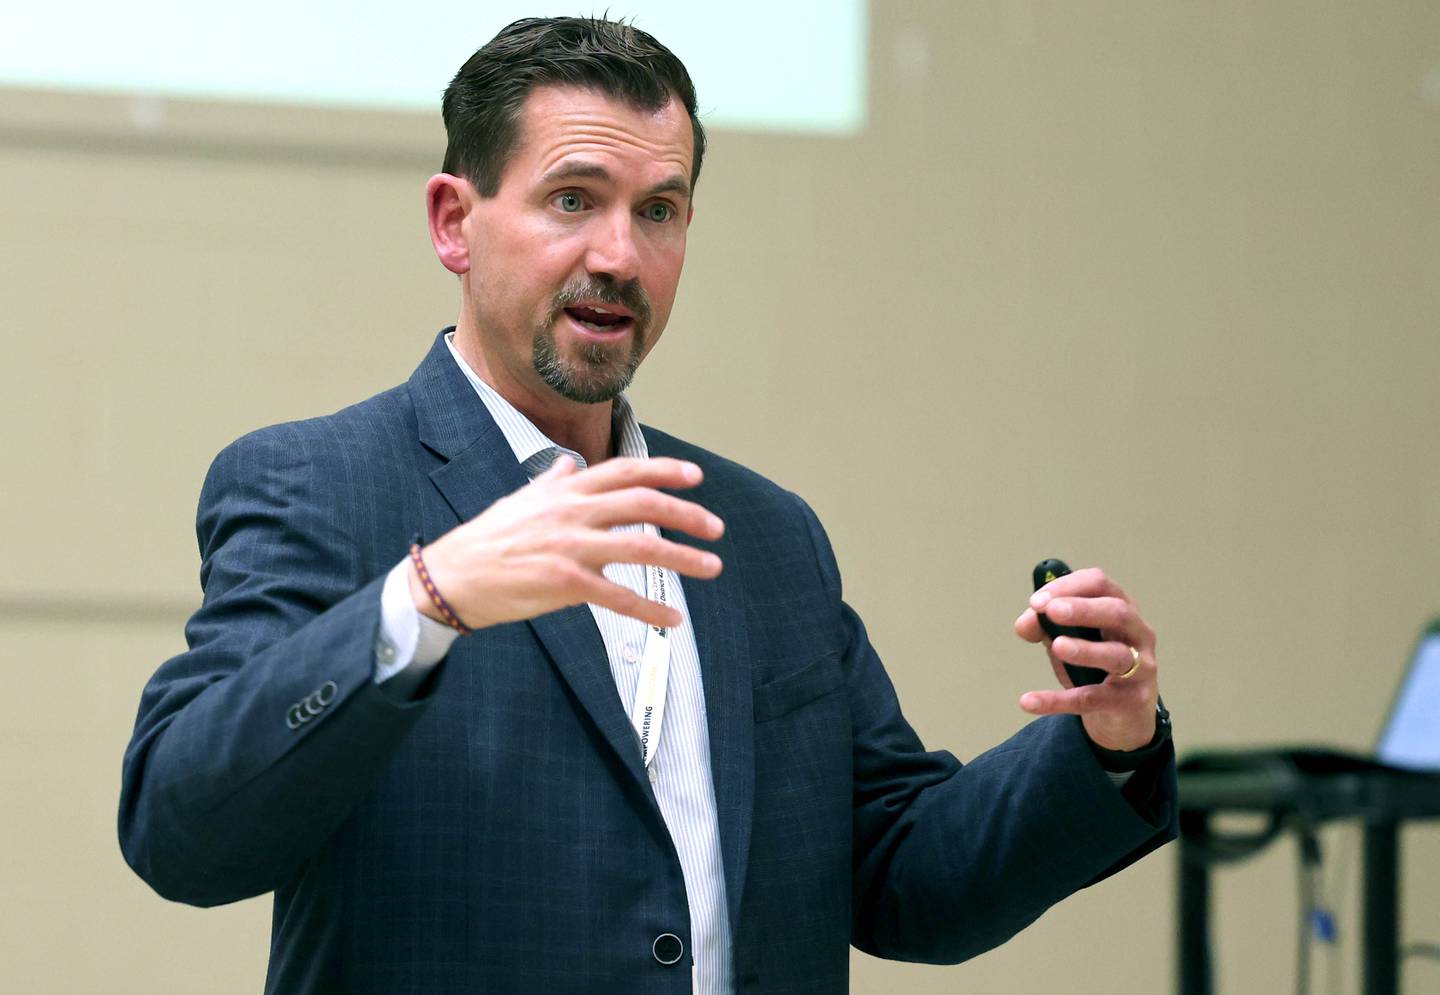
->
xmin=408 ymin=331 xmax=655 ymax=803
xmin=647 ymin=431 xmax=757 ymax=939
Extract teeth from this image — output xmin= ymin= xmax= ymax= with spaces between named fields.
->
xmin=592 ymin=306 xmax=613 ymax=315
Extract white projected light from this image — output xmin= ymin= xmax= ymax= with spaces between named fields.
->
xmin=1377 ymin=632 xmax=1440 ymax=771
xmin=2 ymin=2 xmax=865 ymax=134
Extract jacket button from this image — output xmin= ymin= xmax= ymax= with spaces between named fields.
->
xmin=652 ymin=932 xmax=684 ymax=966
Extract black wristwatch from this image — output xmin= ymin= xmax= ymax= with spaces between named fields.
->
xmin=1087 ymin=697 xmax=1172 ymax=773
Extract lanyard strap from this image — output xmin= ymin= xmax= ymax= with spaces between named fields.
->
xmin=628 ymin=525 xmax=673 ymax=770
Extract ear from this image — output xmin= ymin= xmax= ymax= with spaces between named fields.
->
xmin=426 ymin=173 xmax=475 ymax=275
xmin=685 ymin=201 xmax=695 ymax=226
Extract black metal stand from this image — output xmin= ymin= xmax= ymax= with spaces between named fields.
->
xmin=1178 ymin=809 xmax=1213 ymax=995
xmin=1176 ymin=755 xmax=1440 ymax=995
xmin=1363 ymin=820 xmax=1399 ymax=994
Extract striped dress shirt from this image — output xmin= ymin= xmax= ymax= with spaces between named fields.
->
xmin=374 ymin=332 xmax=733 ymax=993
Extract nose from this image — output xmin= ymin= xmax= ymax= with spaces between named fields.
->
xmin=584 ymin=209 xmax=641 ymax=284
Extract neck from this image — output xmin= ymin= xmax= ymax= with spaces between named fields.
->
xmin=450 ymin=322 xmax=615 ymax=468
xmin=524 ymin=400 xmax=615 ymax=469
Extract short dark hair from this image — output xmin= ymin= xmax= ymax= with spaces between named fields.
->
xmin=441 ymin=16 xmax=706 ymax=197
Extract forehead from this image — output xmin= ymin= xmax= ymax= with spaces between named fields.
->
xmin=506 ymin=85 xmax=694 ymax=190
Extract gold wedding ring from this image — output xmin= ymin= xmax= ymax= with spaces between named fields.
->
xmin=1118 ymin=646 xmax=1141 ymax=680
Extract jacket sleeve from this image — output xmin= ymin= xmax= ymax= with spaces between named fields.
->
xmin=791 ymin=495 xmax=1178 ymax=965
xmin=118 ymin=425 xmax=438 ymax=907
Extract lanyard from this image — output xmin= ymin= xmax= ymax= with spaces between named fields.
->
xmin=628 ymin=524 xmax=673 ymax=771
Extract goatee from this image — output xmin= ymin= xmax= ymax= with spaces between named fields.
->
xmin=533 ymin=276 xmax=652 ymax=404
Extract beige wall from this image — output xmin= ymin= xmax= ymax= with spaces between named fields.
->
xmin=3 ymin=1 xmax=1438 ymax=991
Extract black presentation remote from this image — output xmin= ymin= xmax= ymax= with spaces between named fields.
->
xmin=1032 ymin=558 xmax=1108 ymax=687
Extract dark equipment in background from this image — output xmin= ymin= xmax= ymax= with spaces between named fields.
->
xmin=1177 ymin=618 xmax=1440 ymax=995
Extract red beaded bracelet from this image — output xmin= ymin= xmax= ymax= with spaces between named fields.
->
xmin=408 ymin=543 xmax=473 ymax=636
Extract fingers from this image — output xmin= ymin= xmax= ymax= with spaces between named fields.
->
xmin=1049 ymin=636 xmax=1144 ymax=678
xmin=576 ymin=572 xmax=685 ymax=629
xmin=1030 ymin=567 xmax=1128 ymax=608
xmin=1018 ymin=567 xmax=1134 ymax=644
xmin=585 ymin=488 xmax=724 ymax=540
xmin=1018 ymin=673 xmax=1150 ymax=716
xmin=1017 ymin=570 xmax=1152 ymax=649
xmin=1039 ymin=595 xmax=1154 ymax=649
xmin=581 ymin=531 xmax=723 ymax=580
xmin=1014 ymin=607 xmax=1046 ymax=644
xmin=1019 ymin=684 xmax=1122 ymax=716
xmin=1020 ymin=675 xmax=1160 ymax=752
xmin=564 ymin=456 xmax=704 ymax=494
xmin=430 ymin=457 xmax=722 ymax=633
xmin=536 ymin=457 xmax=725 ymax=540
xmin=1016 ymin=565 xmax=1161 ymax=750
xmin=538 ymin=454 xmax=580 ymax=479
xmin=1019 ymin=683 xmax=1150 ymax=725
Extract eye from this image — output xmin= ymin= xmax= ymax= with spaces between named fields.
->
xmin=554 ymin=191 xmax=585 ymax=213
xmin=644 ymin=202 xmax=675 ymax=223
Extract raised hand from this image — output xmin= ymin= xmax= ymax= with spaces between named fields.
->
xmin=410 ymin=456 xmax=724 ymax=631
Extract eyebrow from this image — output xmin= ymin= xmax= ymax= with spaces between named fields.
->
xmin=540 ymin=161 xmax=691 ymax=202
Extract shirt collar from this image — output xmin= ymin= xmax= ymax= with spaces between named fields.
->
xmin=444 ymin=330 xmax=647 ymax=474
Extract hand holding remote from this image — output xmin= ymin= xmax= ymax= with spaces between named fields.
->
xmin=1031 ymin=558 xmax=1108 ymax=687
xmin=1014 ymin=560 xmax=1162 ymax=752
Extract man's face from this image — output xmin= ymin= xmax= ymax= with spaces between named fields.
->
xmin=460 ymin=85 xmax=694 ymax=407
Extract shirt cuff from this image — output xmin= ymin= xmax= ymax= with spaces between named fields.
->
xmin=376 ymin=557 xmax=459 ymax=684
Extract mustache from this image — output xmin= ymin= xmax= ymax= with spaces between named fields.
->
xmin=552 ymin=277 xmax=652 ymax=325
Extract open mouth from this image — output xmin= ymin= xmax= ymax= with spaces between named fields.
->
xmin=563 ymin=305 xmax=635 ymax=335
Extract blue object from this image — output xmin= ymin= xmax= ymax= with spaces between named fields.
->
xmin=1311 ymin=907 xmax=1339 ymax=943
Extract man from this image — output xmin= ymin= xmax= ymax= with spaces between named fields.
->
xmin=120 ymin=17 xmax=1175 ymax=994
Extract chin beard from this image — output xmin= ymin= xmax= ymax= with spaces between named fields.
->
xmin=531 ymin=324 xmax=644 ymax=404
xmin=533 ymin=275 xmax=653 ymax=404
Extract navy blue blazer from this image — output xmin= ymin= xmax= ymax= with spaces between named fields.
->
xmin=120 ymin=330 xmax=1176 ymax=993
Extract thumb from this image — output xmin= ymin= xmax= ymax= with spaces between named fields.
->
xmin=539 ymin=454 xmax=578 ymax=479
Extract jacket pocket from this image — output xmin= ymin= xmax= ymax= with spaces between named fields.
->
xmin=752 ymin=653 xmax=844 ymax=723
